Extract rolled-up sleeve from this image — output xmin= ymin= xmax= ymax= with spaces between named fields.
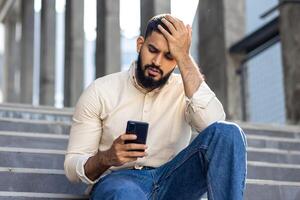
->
xmin=64 ymin=82 xmax=103 ymax=184
xmin=185 ymin=81 xmax=226 ymax=132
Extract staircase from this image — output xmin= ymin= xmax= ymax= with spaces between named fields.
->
xmin=0 ymin=103 xmax=87 ymax=200
xmin=241 ymin=122 xmax=300 ymax=200
xmin=0 ymin=103 xmax=300 ymax=200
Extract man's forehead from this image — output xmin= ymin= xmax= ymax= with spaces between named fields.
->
xmin=145 ymin=31 xmax=170 ymax=53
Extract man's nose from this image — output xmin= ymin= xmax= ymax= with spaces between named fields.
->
xmin=152 ymin=53 xmax=163 ymax=67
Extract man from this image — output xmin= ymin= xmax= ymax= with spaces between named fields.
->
xmin=64 ymin=14 xmax=247 ymax=200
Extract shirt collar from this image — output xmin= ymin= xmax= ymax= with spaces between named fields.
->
xmin=129 ymin=61 xmax=174 ymax=94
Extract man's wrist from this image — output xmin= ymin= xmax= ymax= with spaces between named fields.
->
xmin=177 ymin=54 xmax=194 ymax=70
xmin=176 ymin=54 xmax=190 ymax=66
xmin=97 ymin=150 xmax=111 ymax=168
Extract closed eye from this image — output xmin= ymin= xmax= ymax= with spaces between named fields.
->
xmin=165 ymin=53 xmax=174 ymax=60
xmin=148 ymin=45 xmax=159 ymax=53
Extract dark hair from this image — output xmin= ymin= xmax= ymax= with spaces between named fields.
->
xmin=144 ymin=14 xmax=172 ymax=38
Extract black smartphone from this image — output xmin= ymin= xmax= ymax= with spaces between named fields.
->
xmin=124 ymin=121 xmax=149 ymax=148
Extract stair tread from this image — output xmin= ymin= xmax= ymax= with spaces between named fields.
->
xmin=0 ymin=134 xmax=68 ymax=150
xmin=0 ymin=151 xmax=64 ymax=169
xmin=247 ymin=135 xmax=300 ymax=142
xmin=0 ymin=117 xmax=71 ymax=125
xmin=0 ymin=191 xmax=87 ymax=199
xmin=0 ymin=171 xmax=86 ymax=194
xmin=0 ymin=131 xmax=69 ymax=139
xmin=0 ymin=103 xmax=74 ymax=113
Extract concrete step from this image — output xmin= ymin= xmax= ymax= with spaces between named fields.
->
xmin=245 ymin=179 xmax=300 ymax=200
xmin=1 ymin=169 xmax=300 ymax=200
xmin=0 ymin=148 xmax=64 ymax=169
xmin=0 ymin=191 xmax=88 ymax=200
xmin=248 ymin=147 xmax=300 ymax=164
xmin=202 ymin=180 xmax=300 ymax=200
xmin=0 ymin=117 xmax=71 ymax=134
xmin=0 ymin=103 xmax=73 ymax=123
xmin=244 ymin=128 xmax=300 ymax=139
xmin=3 ymin=146 xmax=300 ymax=171
xmin=247 ymin=161 xmax=300 ymax=182
xmin=2 ymin=129 xmax=300 ymax=166
xmin=1 ymin=150 xmax=300 ymax=199
xmin=2 ymin=144 xmax=297 ymax=169
xmin=0 ymin=167 xmax=86 ymax=195
xmin=238 ymin=121 xmax=300 ymax=139
xmin=0 ymin=103 xmax=73 ymax=112
xmin=6 ymin=132 xmax=300 ymax=161
xmin=0 ymin=131 xmax=68 ymax=150
xmin=247 ymin=135 xmax=300 ymax=151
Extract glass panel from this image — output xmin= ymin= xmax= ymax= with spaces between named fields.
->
xmin=246 ymin=42 xmax=286 ymax=124
xmin=246 ymin=0 xmax=279 ymax=34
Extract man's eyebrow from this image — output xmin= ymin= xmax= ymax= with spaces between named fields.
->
xmin=148 ymin=43 xmax=171 ymax=55
xmin=148 ymin=44 xmax=159 ymax=52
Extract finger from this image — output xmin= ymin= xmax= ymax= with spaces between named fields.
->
xmin=123 ymin=151 xmax=148 ymax=158
xmin=161 ymin=18 xmax=177 ymax=33
xmin=123 ymin=157 xmax=138 ymax=163
xmin=158 ymin=24 xmax=173 ymax=40
xmin=124 ymin=143 xmax=148 ymax=151
xmin=165 ymin=15 xmax=185 ymax=31
xmin=119 ymin=134 xmax=137 ymax=142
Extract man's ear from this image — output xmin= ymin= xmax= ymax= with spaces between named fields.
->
xmin=136 ymin=36 xmax=145 ymax=53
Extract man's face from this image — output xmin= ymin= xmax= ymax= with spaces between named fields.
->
xmin=136 ymin=31 xmax=177 ymax=90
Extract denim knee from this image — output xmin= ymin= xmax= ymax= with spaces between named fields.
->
xmin=209 ymin=121 xmax=247 ymax=149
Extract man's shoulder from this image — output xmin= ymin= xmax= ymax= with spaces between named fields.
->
xmin=94 ymin=70 xmax=129 ymax=87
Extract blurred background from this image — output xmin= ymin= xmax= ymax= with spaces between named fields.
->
xmin=0 ymin=0 xmax=299 ymax=125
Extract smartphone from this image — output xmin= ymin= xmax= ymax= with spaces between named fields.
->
xmin=124 ymin=121 xmax=149 ymax=149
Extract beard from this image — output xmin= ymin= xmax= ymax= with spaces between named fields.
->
xmin=136 ymin=54 xmax=174 ymax=90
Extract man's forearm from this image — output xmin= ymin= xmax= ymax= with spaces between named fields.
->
xmin=178 ymin=55 xmax=204 ymax=98
xmin=84 ymin=151 xmax=110 ymax=181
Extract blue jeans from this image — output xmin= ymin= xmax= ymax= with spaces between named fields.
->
xmin=90 ymin=121 xmax=247 ymax=200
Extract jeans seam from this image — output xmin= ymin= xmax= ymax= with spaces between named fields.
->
xmin=205 ymin=153 xmax=215 ymax=200
xmin=163 ymin=149 xmax=197 ymax=181
xmin=202 ymin=145 xmax=215 ymax=200
xmin=159 ymin=146 xmax=207 ymax=183
xmin=148 ymin=184 xmax=158 ymax=200
xmin=146 ymin=170 xmax=157 ymax=200
xmin=207 ymin=179 xmax=215 ymax=200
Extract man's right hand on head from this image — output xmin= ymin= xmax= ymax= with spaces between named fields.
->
xmin=100 ymin=134 xmax=148 ymax=167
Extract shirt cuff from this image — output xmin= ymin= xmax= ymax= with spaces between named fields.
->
xmin=76 ymin=155 xmax=101 ymax=185
xmin=186 ymin=81 xmax=216 ymax=112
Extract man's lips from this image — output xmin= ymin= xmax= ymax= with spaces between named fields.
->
xmin=147 ymin=67 xmax=161 ymax=77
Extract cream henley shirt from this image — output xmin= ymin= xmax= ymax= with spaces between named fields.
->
xmin=64 ymin=61 xmax=226 ymax=185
